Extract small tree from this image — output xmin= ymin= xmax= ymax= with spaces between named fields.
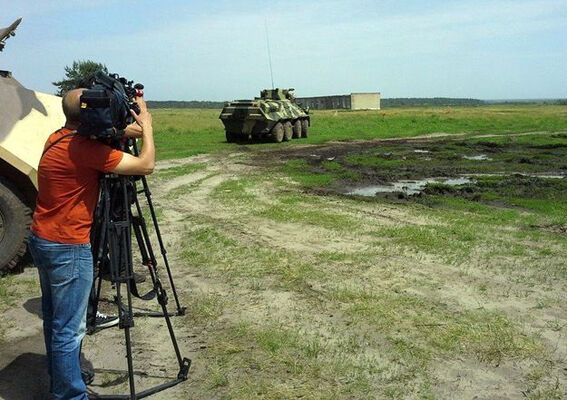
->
xmin=52 ymin=60 xmax=108 ymax=96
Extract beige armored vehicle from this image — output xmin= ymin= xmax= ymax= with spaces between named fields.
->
xmin=0 ymin=18 xmax=65 ymax=273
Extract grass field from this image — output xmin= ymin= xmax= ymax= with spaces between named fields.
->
xmin=150 ymin=105 xmax=566 ymax=399
xmin=153 ymin=105 xmax=567 ymax=160
xmin=1 ymin=105 xmax=567 ymax=399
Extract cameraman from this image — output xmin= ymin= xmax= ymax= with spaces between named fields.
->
xmin=27 ymin=88 xmax=154 ymax=399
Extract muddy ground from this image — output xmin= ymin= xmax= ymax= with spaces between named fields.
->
xmin=254 ymin=131 xmax=567 ymax=187
xmin=1 ymin=132 xmax=566 ymax=399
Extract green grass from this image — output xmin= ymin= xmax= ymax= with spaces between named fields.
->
xmin=185 ymin=292 xmax=225 ymax=325
xmin=179 ymin=208 xmax=550 ymax=397
xmin=258 ymin=205 xmax=361 ymax=232
xmin=165 ymin=172 xmax=218 ymax=200
xmin=197 ymin=321 xmax=385 ymax=399
xmin=157 ymin=162 xmax=207 ymax=179
xmin=320 ymin=160 xmax=361 ymax=181
xmin=153 ymin=109 xmax=228 ymax=160
xmin=371 ymin=223 xmax=478 ymax=258
xmin=309 ymin=106 xmax=567 ymax=144
xmin=3 ymin=105 xmax=567 ymax=399
xmin=211 ymin=177 xmax=258 ymax=204
xmin=330 ymin=285 xmax=539 ymax=365
xmin=277 ymin=133 xmax=567 ymax=246
xmin=181 ymin=221 xmax=320 ymax=289
xmin=0 ymin=272 xmax=38 ymax=341
xmin=90 ymin=109 xmax=567 ymax=399
xmin=282 ymin=159 xmax=333 ymax=188
xmin=151 ymin=105 xmax=567 ymax=160
xmin=173 ymin=157 xmax=563 ymax=398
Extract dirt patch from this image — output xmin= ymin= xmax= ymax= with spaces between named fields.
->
xmin=433 ymin=358 xmax=527 ymax=400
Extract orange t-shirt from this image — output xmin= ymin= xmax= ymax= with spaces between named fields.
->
xmin=31 ymin=128 xmax=124 ymax=244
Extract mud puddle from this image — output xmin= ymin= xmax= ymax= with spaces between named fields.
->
xmin=463 ymin=154 xmax=491 ymax=161
xmin=347 ymin=177 xmax=473 ymax=197
xmin=255 ymin=131 xmax=567 ymax=207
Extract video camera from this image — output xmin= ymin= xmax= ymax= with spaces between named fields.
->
xmin=78 ymin=71 xmax=144 ymax=139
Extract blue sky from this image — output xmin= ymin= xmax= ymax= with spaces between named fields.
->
xmin=1 ymin=0 xmax=566 ymax=100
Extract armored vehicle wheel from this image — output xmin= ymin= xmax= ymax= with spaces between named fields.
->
xmin=301 ymin=119 xmax=309 ymax=138
xmin=0 ymin=180 xmax=31 ymax=274
xmin=293 ymin=120 xmax=302 ymax=139
xmin=283 ymin=122 xmax=293 ymax=142
xmin=270 ymin=122 xmax=284 ymax=143
xmin=226 ymin=131 xmax=238 ymax=143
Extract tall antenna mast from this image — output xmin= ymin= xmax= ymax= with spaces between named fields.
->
xmin=264 ymin=17 xmax=275 ymax=89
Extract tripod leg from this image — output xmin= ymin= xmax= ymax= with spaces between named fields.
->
xmin=109 ymin=179 xmax=138 ymax=399
xmin=135 ymin=177 xmax=185 ymax=314
xmin=109 ymin=226 xmax=137 ymax=399
xmin=131 ymin=216 xmax=185 ymax=368
xmin=89 ymin=177 xmax=113 ymax=334
xmin=115 ymin=281 xmax=137 ymax=400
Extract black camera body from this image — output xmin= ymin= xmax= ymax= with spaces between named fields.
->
xmin=78 ymin=72 xmax=143 ymax=139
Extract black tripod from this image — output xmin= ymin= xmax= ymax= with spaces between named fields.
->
xmin=88 ymin=140 xmax=190 ymax=399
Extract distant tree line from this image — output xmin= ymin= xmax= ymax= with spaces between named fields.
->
xmin=146 ymin=100 xmax=226 ymax=109
xmin=484 ymin=99 xmax=567 ymax=106
xmin=382 ymin=98 xmax=485 ymax=107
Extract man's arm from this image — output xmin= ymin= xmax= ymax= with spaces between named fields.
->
xmin=111 ymin=98 xmax=155 ymax=176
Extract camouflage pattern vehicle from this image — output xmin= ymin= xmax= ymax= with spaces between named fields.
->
xmin=219 ymin=88 xmax=310 ymax=143
xmin=0 ymin=18 xmax=65 ymax=273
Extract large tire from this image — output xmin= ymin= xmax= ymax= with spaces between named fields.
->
xmin=301 ymin=119 xmax=309 ymax=138
xmin=226 ymin=131 xmax=237 ymax=143
xmin=292 ymin=120 xmax=302 ymax=139
xmin=283 ymin=121 xmax=293 ymax=142
xmin=0 ymin=180 xmax=31 ymax=274
xmin=270 ymin=122 xmax=284 ymax=143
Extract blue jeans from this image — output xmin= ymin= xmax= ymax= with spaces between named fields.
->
xmin=28 ymin=233 xmax=93 ymax=400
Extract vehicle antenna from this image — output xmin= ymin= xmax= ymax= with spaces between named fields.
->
xmin=264 ymin=17 xmax=275 ymax=89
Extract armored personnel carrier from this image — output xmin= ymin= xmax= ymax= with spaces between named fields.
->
xmin=0 ymin=18 xmax=65 ymax=273
xmin=219 ymin=88 xmax=310 ymax=143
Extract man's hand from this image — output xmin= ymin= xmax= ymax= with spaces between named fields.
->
xmin=124 ymin=98 xmax=151 ymax=138
xmin=130 ymin=97 xmax=152 ymax=133
xmin=111 ymin=97 xmax=155 ymax=176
